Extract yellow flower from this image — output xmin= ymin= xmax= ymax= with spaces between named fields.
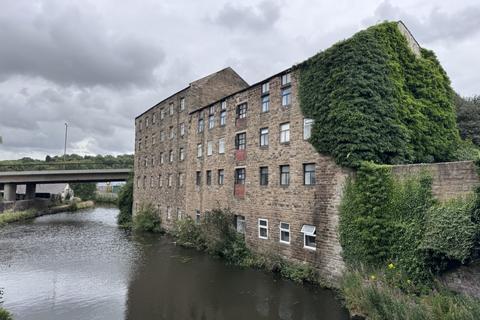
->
xmin=407 ymin=279 xmax=412 ymax=284
xmin=388 ymin=263 xmax=395 ymax=269
xmin=370 ymin=275 xmax=376 ymax=281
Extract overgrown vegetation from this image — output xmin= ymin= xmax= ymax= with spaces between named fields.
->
xmin=340 ymin=162 xmax=480 ymax=286
xmin=0 ymin=308 xmax=12 ymax=320
xmin=133 ymin=203 xmax=162 ymax=233
xmin=298 ymin=21 xmax=460 ymax=168
xmin=0 ymin=154 xmax=133 ymax=171
xmin=0 ymin=210 xmax=36 ymax=227
xmin=341 ymin=268 xmax=480 ymax=320
xmin=172 ymin=209 xmax=321 ymax=284
xmin=70 ymin=183 xmax=97 ymax=201
xmin=455 ymin=94 xmax=480 ymax=147
xmin=117 ymin=177 xmax=133 ymax=227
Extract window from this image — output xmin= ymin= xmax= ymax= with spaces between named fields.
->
xmin=158 ymin=174 xmax=162 ymax=187
xmin=169 ymin=126 xmax=174 ymax=139
xmin=301 ymin=225 xmax=316 ymax=250
xmin=207 ymin=141 xmax=213 ymax=156
xmin=260 ymin=167 xmax=269 ymax=186
xmin=218 ymin=169 xmax=224 ymax=185
xmin=144 ymin=157 xmax=148 ymax=168
xmin=169 ymin=103 xmax=174 ymax=115
xmin=169 ymin=150 xmax=173 ymax=162
xmin=179 ymin=148 xmax=185 ymax=161
xmin=167 ymin=206 xmax=172 ymax=220
xmin=196 ymin=210 xmax=201 ymax=224
xmin=160 ymin=152 xmax=164 ymax=164
xmin=150 ymin=175 xmax=154 ymax=187
xmin=180 ymin=97 xmax=185 ymax=111
xmin=151 ymin=157 xmax=155 ymax=166
xmin=206 ymin=170 xmax=212 ymax=185
xmin=180 ymin=123 xmax=185 ymax=136
xmin=179 ymin=173 xmax=184 ymax=186
xmin=259 ymin=128 xmax=269 ymax=147
xmin=258 ymin=219 xmax=268 ymax=239
xmin=143 ymin=176 xmax=146 ymax=189
xmin=209 ymin=105 xmax=215 ymax=115
xmin=198 ymin=118 xmax=204 ymax=133
xmin=161 ymin=108 xmax=165 ymax=119
xmin=152 ymin=133 xmax=156 ymax=145
xmin=304 ymin=118 xmax=314 ymax=140
xmin=235 ymin=168 xmax=245 ymax=185
xmin=220 ymin=110 xmax=227 ymax=126
xmin=197 ymin=144 xmax=202 ymax=158
xmin=304 ymin=163 xmax=316 ymax=185
xmin=138 ymin=139 xmax=142 ymax=151
xmin=281 ymin=73 xmax=291 ymax=85
xmin=168 ymin=174 xmax=173 ymax=187
xmin=261 ymin=94 xmax=270 ymax=112
xmin=235 ymin=132 xmax=246 ymax=150
xmin=221 ymin=100 xmax=227 ymax=110
xmin=177 ymin=209 xmax=182 ymax=220
xmin=281 ymin=87 xmax=292 ymax=106
xmin=136 ymin=176 xmax=141 ymax=189
xmin=236 ymin=103 xmax=247 ymax=119
xmin=280 ymin=123 xmax=290 ymax=143
xmin=160 ymin=131 xmax=165 ymax=141
xmin=218 ymin=138 xmax=225 ymax=154
xmin=261 ymin=82 xmax=269 ymax=94
xmin=236 ymin=215 xmax=246 ymax=234
xmin=208 ymin=114 xmax=215 ymax=129
xmin=138 ymin=120 xmax=142 ymax=131
xmin=280 ymin=222 xmax=290 ymax=244
xmin=280 ymin=165 xmax=290 ymax=186
xmin=146 ymin=117 xmax=149 ymax=127
xmin=196 ymin=171 xmax=201 ymax=185
xmin=152 ymin=113 xmax=156 ymax=124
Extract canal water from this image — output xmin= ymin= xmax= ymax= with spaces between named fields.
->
xmin=0 ymin=207 xmax=349 ymax=320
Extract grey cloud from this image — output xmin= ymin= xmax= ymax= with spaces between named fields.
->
xmin=212 ymin=0 xmax=282 ymax=31
xmin=0 ymin=1 xmax=165 ymax=87
xmin=366 ymin=1 xmax=480 ymax=43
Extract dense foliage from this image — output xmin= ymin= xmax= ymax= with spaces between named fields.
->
xmin=455 ymin=94 xmax=480 ymax=147
xmin=117 ymin=177 xmax=133 ymax=227
xmin=0 ymin=308 xmax=12 ymax=320
xmin=339 ymin=162 xmax=480 ymax=285
xmin=70 ymin=183 xmax=97 ymax=201
xmin=298 ymin=22 xmax=460 ymax=167
xmin=133 ymin=204 xmax=162 ymax=233
xmin=0 ymin=154 xmax=133 ymax=171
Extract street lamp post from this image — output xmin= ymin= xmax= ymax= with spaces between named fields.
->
xmin=64 ymin=122 xmax=68 ymax=169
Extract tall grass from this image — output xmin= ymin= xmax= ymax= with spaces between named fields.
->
xmin=0 ymin=210 xmax=36 ymax=226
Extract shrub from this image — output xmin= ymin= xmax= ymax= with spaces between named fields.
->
xmin=0 ymin=210 xmax=36 ymax=226
xmin=0 ymin=308 xmax=13 ymax=320
xmin=117 ymin=178 xmax=133 ymax=227
xmin=133 ymin=204 xmax=162 ymax=233
xmin=70 ymin=183 xmax=97 ymax=201
xmin=173 ymin=216 xmax=204 ymax=249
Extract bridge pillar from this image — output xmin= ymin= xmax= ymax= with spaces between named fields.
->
xmin=3 ymin=183 xmax=17 ymax=202
xmin=25 ymin=183 xmax=36 ymax=200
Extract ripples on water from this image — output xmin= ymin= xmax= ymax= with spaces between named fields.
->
xmin=0 ymin=207 xmax=348 ymax=320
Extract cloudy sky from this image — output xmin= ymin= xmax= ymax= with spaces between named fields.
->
xmin=0 ymin=0 xmax=479 ymax=160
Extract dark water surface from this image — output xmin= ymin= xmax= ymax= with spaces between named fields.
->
xmin=0 ymin=207 xmax=349 ymax=320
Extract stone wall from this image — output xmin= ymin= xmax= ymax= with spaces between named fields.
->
xmin=440 ymin=262 xmax=480 ymax=299
xmin=391 ymin=161 xmax=479 ymax=201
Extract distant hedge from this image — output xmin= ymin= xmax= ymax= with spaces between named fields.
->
xmin=298 ymin=22 xmax=460 ymax=168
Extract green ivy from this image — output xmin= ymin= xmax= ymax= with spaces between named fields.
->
xmin=298 ymin=21 xmax=460 ymax=168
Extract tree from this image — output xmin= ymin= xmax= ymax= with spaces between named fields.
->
xmin=70 ymin=183 xmax=97 ymax=200
xmin=455 ymin=94 xmax=480 ymax=147
xmin=117 ymin=177 xmax=133 ymax=226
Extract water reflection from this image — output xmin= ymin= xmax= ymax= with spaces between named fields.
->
xmin=0 ymin=207 xmax=348 ymax=320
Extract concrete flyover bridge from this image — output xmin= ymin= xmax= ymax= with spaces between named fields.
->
xmin=0 ymin=169 xmax=131 ymax=202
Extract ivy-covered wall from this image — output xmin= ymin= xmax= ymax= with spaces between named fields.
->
xmin=298 ymin=21 xmax=460 ymax=168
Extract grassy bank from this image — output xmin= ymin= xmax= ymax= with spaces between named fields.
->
xmin=0 ymin=209 xmax=36 ymax=226
xmin=341 ymin=268 xmax=480 ymax=319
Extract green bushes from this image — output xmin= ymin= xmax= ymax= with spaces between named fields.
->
xmin=70 ymin=183 xmax=97 ymax=201
xmin=340 ymin=162 xmax=480 ymax=285
xmin=172 ymin=208 xmax=321 ymax=284
xmin=0 ymin=210 xmax=36 ymax=226
xmin=117 ymin=178 xmax=133 ymax=227
xmin=0 ymin=308 xmax=13 ymax=320
xmin=341 ymin=269 xmax=480 ymax=320
xmin=298 ymin=21 xmax=460 ymax=168
xmin=133 ymin=204 xmax=162 ymax=233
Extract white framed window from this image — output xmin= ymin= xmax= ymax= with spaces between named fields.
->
xmin=160 ymin=152 xmax=164 ymax=164
xmin=196 ymin=210 xmax=201 ymax=224
xmin=221 ymin=100 xmax=227 ymax=110
xmin=169 ymin=103 xmax=174 ymax=115
xmin=145 ymin=117 xmax=149 ymax=127
xmin=260 ymin=128 xmax=269 ymax=146
xmin=160 ymin=131 xmax=165 ymax=141
xmin=218 ymin=138 xmax=225 ymax=154
xmin=198 ymin=118 xmax=204 ymax=133
xmin=279 ymin=222 xmax=290 ymax=244
xmin=258 ymin=219 xmax=268 ymax=239
xmin=280 ymin=123 xmax=290 ymax=143
xmin=180 ymin=123 xmax=185 ymax=136
xmin=220 ymin=110 xmax=227 ymax=126
xmin=180 ymin=97 xmax=185 ymax=111
xmin=158 ymin=174 xmax=162 ymax=187
xmin=161 ymin=108 xmax=165 ymax=119
xmin=209 ymin=105 xmax=215 ymax=115
xmin=168 ymin=174 xmax=173 ymax=187
xmin=207 ymin=141 xmax=213 ymax=156
xmin=281 ymin=87 xmax=292 ymax=106
xmin=177 ymin=208 xmax=182 ymax=220
xmin=261 ymin=82 xmax=269 ymax=94
xmin=236 ymin=215 xmax=246 ymax=234
xmin=179 ymin=148 xmax=185 ymax=161
xmin=179 ymin=173 xmax=184 ymax=186
xmin=169 ymin=150 xmax=174 ymax=162
xmin=170 ymin=126 xmax=174 ymax=139
xmin=197 ymin=144 xmax=203 ymax=158
xmin=301 ymin=225 xmax=316 ymax=250
xmin=150 ymin=175 xmax=154 ymax=187
xmin=152 ymin=134 xmax=156 ymax=145
xmin=304 ymin=163 xmax=316 ymax=185
xmin=208 ymin=115 xmax=215 ymax=129
xmin=304 ymin=118 xmax=314 ymax=140
xmin=167 ymin=206 xmax=172 ymax=220
xmin=281 ymin=73 xmax=291 ymax=86
xmin=261 ymin=94 xmax=270 ymax=113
